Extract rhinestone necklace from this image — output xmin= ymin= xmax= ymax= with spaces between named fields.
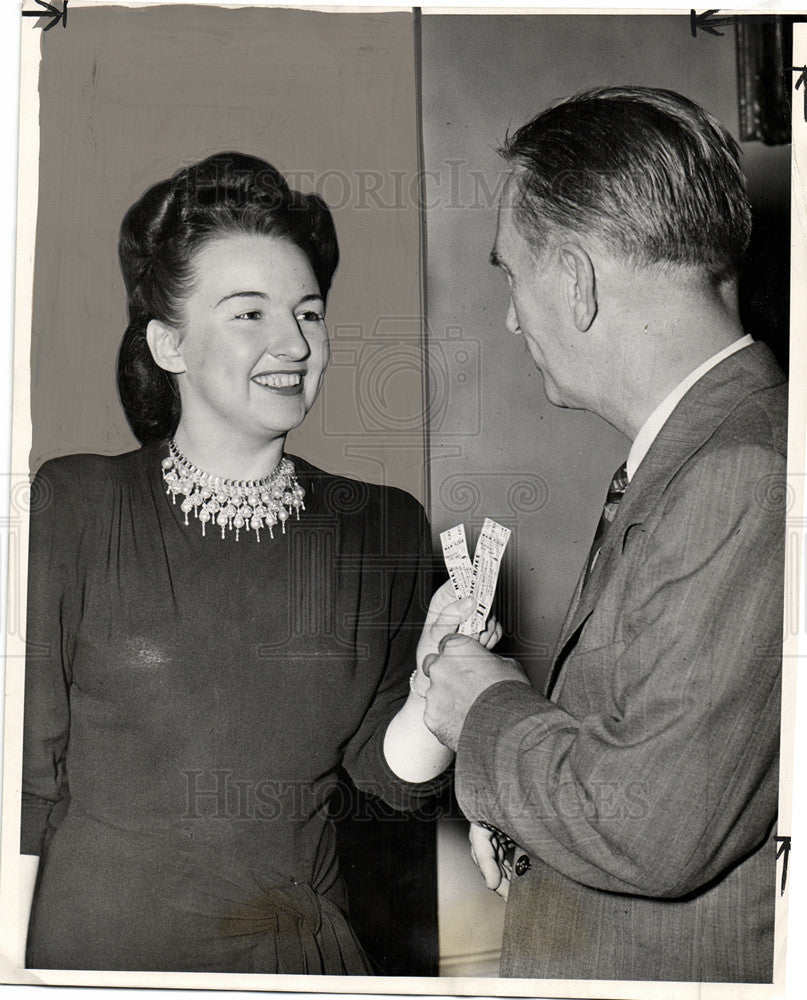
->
xmin=161 ymin=440 xmax=305 ymax=542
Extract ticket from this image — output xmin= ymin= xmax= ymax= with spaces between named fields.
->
xmin=459 ymin=518 xmax=511 ymax=635
xmin=441 ymin=518 xmax=511 ymax=635
xmin=440 ymin=523 xmax=475 ymax=600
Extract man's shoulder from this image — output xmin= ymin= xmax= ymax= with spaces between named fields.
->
xmin=668 ymin=383 xmax=786 ymax=513
xmin=711 ymin=376 xmax=787 ymax=456
xmin=650 ymin=344 xmax=784 ymax=473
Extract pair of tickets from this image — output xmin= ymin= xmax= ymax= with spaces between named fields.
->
xmin=439 ymin=518 xmax=511 ymax=636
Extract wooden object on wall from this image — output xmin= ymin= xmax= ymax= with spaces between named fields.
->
xmin=736 ymin=18 xmax=792 ymax=145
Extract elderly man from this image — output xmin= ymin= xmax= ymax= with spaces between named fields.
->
xmin=423 ymin=86 xmax=785 ymax=982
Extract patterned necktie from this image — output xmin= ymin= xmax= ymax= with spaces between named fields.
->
xmin=582 ymin=461 xmax=629 ymax=588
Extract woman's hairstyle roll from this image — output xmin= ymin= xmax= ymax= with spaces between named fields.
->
xmin=117 ymin=153 xmax=340 ymax=444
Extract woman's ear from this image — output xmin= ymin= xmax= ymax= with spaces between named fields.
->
xmin=146 ymin=320 xmax=186 ymax=374
xmin=558 ymin=243 xmax=597 ymax=332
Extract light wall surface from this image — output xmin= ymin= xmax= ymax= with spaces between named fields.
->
xmin=422 ymin=13 xmax=790 ymax=974
xmin=422 ymin=11 xmax=790 ymax=684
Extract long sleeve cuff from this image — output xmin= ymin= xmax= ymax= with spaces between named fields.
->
xmin=346 ymin=723 xmax=453 ymax=813
xmin=20 ymin=794 xmax=54 ymax=855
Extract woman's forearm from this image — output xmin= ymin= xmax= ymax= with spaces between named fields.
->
xmin=382 ymin=582 xmax=500 ymax=783
xmin=383 ymin=686 xmax=453 ymax=782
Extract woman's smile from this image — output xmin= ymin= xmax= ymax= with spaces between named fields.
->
xmin=251 ymin=369 xmax=307 ymax=394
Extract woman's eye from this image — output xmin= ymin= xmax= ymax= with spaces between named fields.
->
xmin=234 ymin=310 xmax=262 ymax=321
xmin=297 ymin=310 xmax=325 ymax=323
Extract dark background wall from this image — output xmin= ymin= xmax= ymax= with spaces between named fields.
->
xmin=30 ymin=3 xmax=429 ymax=500
xmin=421 ymin=13 xmax=791 ymax=974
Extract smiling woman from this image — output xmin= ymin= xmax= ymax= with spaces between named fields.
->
xmin=19 ymin=153 xmax=492 ymax=974
xmin=146 ymin=234 xmax=331 ymax=480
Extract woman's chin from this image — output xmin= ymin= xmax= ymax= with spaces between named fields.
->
xmin=250 ymin=401 xmax=310 ymax=439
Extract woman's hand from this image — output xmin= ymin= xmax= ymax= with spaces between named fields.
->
xmin=385 ymin=582 xmax=504 ymax=781
xmin=414 ymin=581 xmax=503 ymax=693
xmin=469 ymin=821 xmax=511 ymax=900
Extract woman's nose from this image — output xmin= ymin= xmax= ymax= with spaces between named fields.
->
xmin=268 ymin=314 xmax=310 ymax=361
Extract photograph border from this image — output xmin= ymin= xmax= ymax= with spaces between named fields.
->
xmin=1 ymin=3 xmax=804 ymax=998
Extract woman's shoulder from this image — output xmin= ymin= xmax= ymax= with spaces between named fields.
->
xmin=288 ymin=454 xmax=425 ymax=524
xmin=32 ymin=443 xmax=158 ymax=500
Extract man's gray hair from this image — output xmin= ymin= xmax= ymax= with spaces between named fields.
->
xmin=500 ymin=86 xmax=752 ymax=280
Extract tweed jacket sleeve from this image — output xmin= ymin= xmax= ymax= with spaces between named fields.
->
xmin=455 ymin=433 xmax=783 ymax=899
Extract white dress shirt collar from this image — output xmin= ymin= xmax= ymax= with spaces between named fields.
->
xmin=626 ymin=334 xmax=754 ymax=481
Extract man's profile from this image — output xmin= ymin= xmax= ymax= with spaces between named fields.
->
xmin=423 ymin=86 xmax=785 ymax=983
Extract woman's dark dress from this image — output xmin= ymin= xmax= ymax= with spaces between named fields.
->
xmin=21 ymin=441 xmax=442 ymax=973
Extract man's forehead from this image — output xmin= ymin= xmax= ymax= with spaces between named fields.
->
xmin=492 ymin=176 xmax=522 ymax=261
xmin=497 ymin=174 xmax=518 ymax=218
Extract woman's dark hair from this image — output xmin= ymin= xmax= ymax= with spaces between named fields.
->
xmin=117 ymin=152 xmax=339 ymax=444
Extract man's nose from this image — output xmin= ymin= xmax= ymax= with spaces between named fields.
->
xmin=506 ymin=298 xmax=521 ymax=336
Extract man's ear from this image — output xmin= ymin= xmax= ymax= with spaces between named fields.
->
xmin=558 ymin=243 xmax=597 ymax=331
xmin=146 ymin=319 xmax=186 ymax=374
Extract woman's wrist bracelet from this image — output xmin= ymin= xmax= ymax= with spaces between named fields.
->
xmin=409 ymin=668 xmax=428 ymax=698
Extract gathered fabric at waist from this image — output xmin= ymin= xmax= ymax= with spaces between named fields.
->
xmin=29 ymin=807 xmax=372 ymax=974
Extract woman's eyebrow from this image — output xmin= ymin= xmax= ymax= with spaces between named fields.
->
xmin=216 ymin=292 xmax=324 ymax=307
xmin=216 ymin=290 xmax=268 ymax=306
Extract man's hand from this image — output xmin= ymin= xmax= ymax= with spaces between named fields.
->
xmin=422 ymin=634 xmax=529 ymax=750
xmin=469 ymin=821 xmax=511 ymax=900
xmin=413 ymin=581 xmax=503 ymax=696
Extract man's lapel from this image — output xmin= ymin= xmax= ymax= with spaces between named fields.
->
xmin=548 ymin=341 xmax=784 ymax=694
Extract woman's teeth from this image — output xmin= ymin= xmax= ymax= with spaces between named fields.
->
xmin=253 ymin=373 xmax=303 ymax=388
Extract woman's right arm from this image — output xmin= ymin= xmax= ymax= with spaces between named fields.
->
xmin=383 ymin=582 xmax=502 ymax=782
xmin=20 ymin=460 xmax=75 ymax=952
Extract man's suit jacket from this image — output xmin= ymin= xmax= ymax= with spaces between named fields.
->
xmin=455 ymin=341 xmax=786 ymax=982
